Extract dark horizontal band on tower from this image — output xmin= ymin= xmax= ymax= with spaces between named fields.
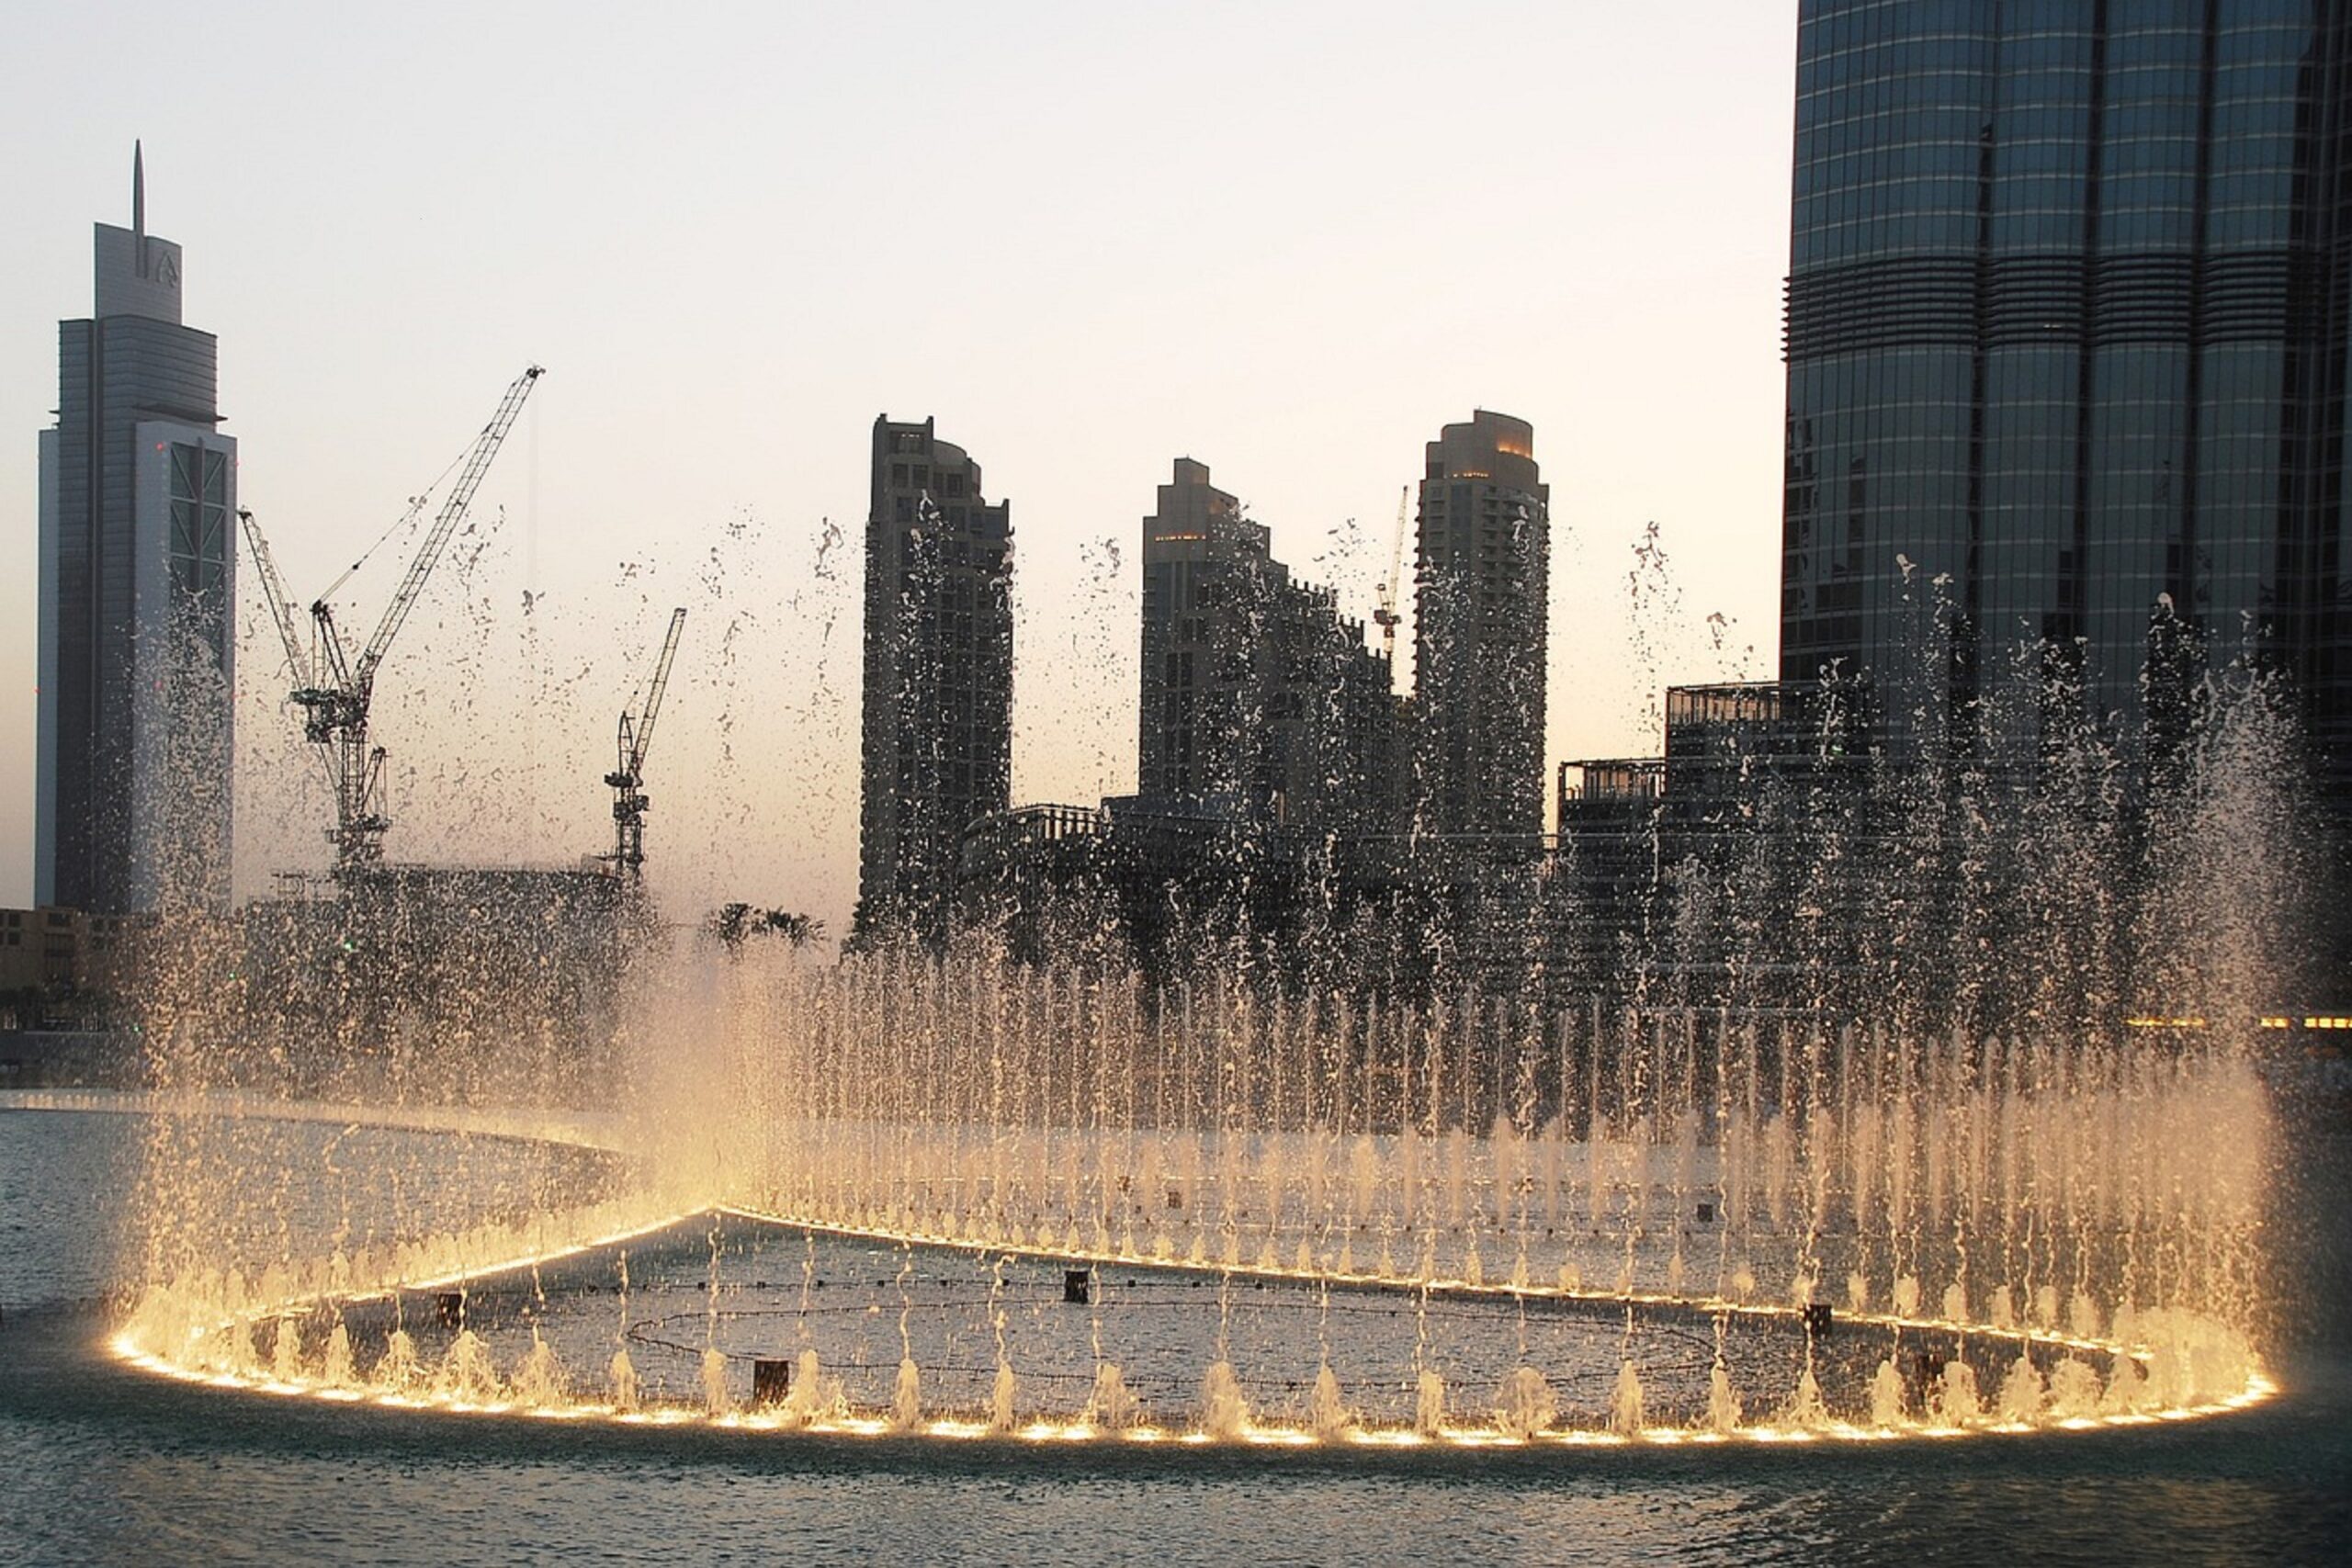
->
xmin=1784 ymin=249 xmax=2297 ymax=358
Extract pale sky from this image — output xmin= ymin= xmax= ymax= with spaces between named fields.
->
xmin=0 ymin=2 xmax=1797 ymax=937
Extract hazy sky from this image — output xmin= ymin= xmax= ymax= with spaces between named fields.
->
xmin=0 ymin=2 xmax=1797 ymax=936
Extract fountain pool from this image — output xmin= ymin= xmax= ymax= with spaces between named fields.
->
xmin=7 ymin=1093 xmax=2346 ymax=1566
xmin=105 ymin=985 xmax=2277 ymax=1450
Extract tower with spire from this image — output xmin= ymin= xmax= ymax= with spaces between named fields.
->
xmin=36 ymin=145 xmax=238 ymax=914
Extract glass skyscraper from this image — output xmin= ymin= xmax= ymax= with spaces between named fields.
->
xmin=1781 ymin=2 xmax=2352 ymax=778
xmin=37 ymin=147 xmax=237 ymax=915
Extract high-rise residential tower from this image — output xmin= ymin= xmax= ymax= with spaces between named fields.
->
xmin=1138 ymin=457 xmax=1263 ymax=811
xmin=854 ymin=416 xmax=1013 ymax=946
xmin=1412 ymin=411 xmax=1549 ymax=840
xmin=36 ymin=146 xmax=236 ymax=914
xmin=1781 ymin=3 xmax=2352 ymax=778
xmin=1137 ymin=457 xmax=1401 ymax=834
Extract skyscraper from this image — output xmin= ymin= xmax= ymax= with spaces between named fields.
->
xmin=1137 ymin=457 xmax=1401 ymax=833
xmin=1781 ymin=4 xmax=2352 ymax=778
xmin=1138 ymin=457 xmax=1262 ymax=811
xmin=854 ymin=416 xmax=1013 ymax=946
xmin=36 ymin=146 xmax=236 ymax=915
xmin=1412 ymin=411 xmax=1549 ymax=840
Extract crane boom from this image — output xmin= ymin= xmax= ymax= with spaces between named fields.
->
xmin=354 ymin=365 xmax=543 ymax=681
xmin=239 ymin=506 xmax=343 ymax=799
xmin=629 ymin=607 xmax=687 ymax=776
xmin=237 ymin=507 xmax=310 ymax=688
xmin=605 ymin=607 xmax=687 ymax=878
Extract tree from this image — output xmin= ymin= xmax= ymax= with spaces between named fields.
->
xmin=707 ymin=904 xmax=826 ymax=955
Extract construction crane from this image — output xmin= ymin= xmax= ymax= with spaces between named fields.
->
xmin=242 ymin=502 xmax=359 ymax=895
xmin=248 ymin=365 xmax=543 ymax=874
xmin=1373 ymin=483 xmax=1410 ymax=660
xmin=239 ymin=505 xmax=310 ymax=698
xmin=605 ymin=606 xmax=686 ymax=879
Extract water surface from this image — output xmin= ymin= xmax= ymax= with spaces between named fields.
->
xmin=4 ymin=1106 xmax=2346 ymax=1566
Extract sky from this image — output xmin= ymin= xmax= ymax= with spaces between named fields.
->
xmin=0 ymin=2 xmax=1798 ymax=938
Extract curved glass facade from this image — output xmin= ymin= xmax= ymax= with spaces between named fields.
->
xmin=1782 ymin=1 xmax=2352 ymax=772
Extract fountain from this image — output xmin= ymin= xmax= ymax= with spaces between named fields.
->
xmin=98 ymin=661 xmax=2311 ymax=1451
xmin=105 ymin=953 xmax=2280 ymax=1445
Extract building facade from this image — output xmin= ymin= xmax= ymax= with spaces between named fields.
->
xmin=0 ymin=906 xmax=131 ymax=1002
xmin=1412 ymin=411 xmax=1549 ymax=840
xmin=854 ymin=416 xmax=1014 ymax=945
xmin=37 ymin=147 xmax=236 ymax=915
xmin=1138 ymin=457 xmax=1260 ymax=810
xmin=1781 ymin=2 xmax=2352 ymax=779
xmin=1137 ymin=457 xmax=1402 ymax=834
xmin=1553 ymin=681 xmax=1872 ymax=1007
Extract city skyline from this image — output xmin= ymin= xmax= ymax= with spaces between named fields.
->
xmin=0 ymin=5 xmax=1797 ymax=936
xmin=0 ymin=8 xmax=2339 ymax=1557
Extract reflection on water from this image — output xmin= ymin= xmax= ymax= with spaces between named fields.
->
xmin=0 ymin=1105 xmax=618 ymax=1314
xmin=0 ymin=1109 xmax=141 ymax=1309
xmin=3 ymin=1107 xmax=2347 ymax=1564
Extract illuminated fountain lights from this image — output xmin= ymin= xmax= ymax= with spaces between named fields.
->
xmin=110 ymin=964 xmax=2278 ymax=1449
xmin=107 ymin=645 xmax=2299 ymax=1448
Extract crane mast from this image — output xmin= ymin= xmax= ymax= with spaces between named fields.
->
xmin=288 ymin=365 xmax=544 ymax=873
xmin=605 ymin=607 xmax=686 ymax=878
